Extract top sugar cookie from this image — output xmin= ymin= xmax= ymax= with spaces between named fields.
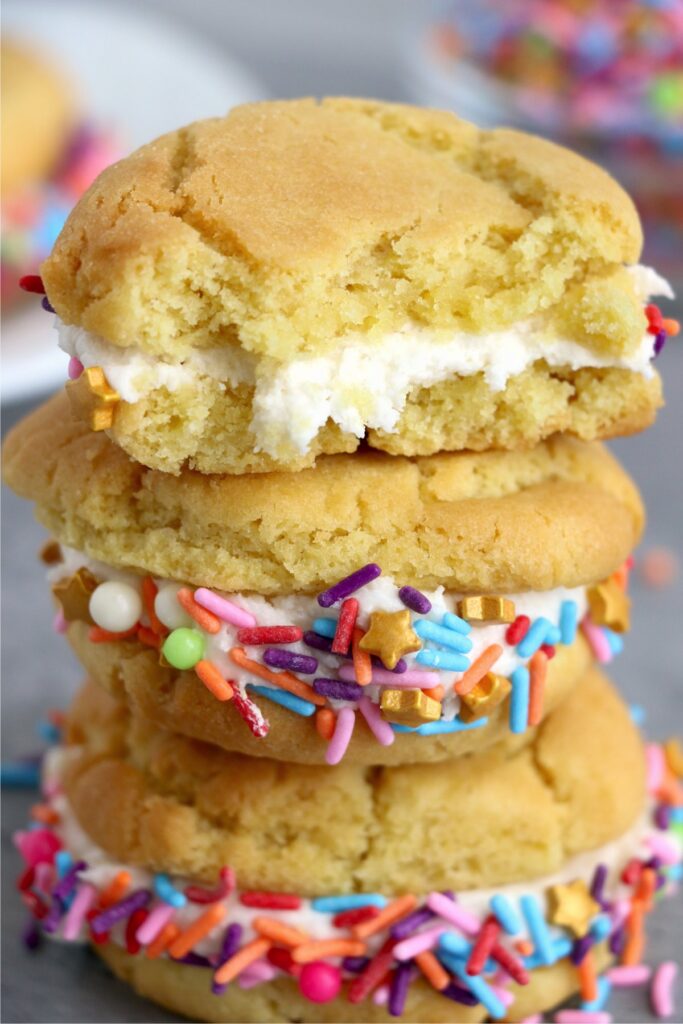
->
xmin=42 ymin=99 xmax=674 ymax=474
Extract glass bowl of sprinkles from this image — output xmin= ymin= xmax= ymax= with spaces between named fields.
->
xmin=404 ymin=0 xmax=683 ymax=283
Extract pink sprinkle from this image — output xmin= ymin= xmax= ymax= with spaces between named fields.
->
xmin=67 ymin=356 xmax=84 ymax=380
xmin=426 ymin=892 xmax=480 ymax=935
xmin=646 ymin=743 xmax=667 ymax=794
xmin=647 ymin=833 xmax=681 ymax=866
xmin=555 ymin=1013 xmax=612 ymax=1023
xmin=491 ymin=984 xmax=514 ymax=1008
xmin=520 ymin=1016 xmax=543 ymax=1024
xmin=193 ymin=588 xmax=256 ymax=628
xmin=373 ymin=984 xmax=390 ymax=1006
xmin=358 ymin=696 xmax=395 ymax=747
xmin=53 ymin=609 xmax=67 ymax=634
xmin=610 ymin=899 xmax=632 ymax=930
xmin=338 ymin=664 xmax=440 ymax=688
xmin=394 ymin=925 xmax=448 ymax=961
xmin=136 ymin=903 xmax=175 ymax=945
xmin=607 ymin=965 xmax=652 ymax=987
xmin=580 ymin=619 xmax=612 ymax=663
xmin=652 ymin=961 xmax=678 ymax=1019
xmin=62 ymin=883 xmax=96 ymax=940
xmin=238 ymin=960 xmax=278 ymax=989
xmin=325 ymin=706 xmax=356 ymax=765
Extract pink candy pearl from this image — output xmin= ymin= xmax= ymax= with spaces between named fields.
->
xmin=298 ymin=961 xmax=342 ymax=1003
xmin=14 ymin=829 xmax=61 ymax=867
xmin=67 ymin=356 xmax=84 ymax=380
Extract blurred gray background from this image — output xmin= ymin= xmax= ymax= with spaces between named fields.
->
xmin=2 ymin=2 xmax=681 ymax=1021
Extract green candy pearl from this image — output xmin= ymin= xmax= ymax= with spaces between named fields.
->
xmin=162 ymin=627 xmax=205 ymax=670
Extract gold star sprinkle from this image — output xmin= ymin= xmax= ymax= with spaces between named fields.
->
xmin=66 ymin=366 xmax=120 ymax=431
xmin=459 ymin=672 xmax=512 ymax=722
xmin=51 ymin=568 xmax=98 ymax=624
xmin=587 ymin=579 xmax=630 ymax=633
xmin=547 ymin=880 xmax=600 ymax=938
xmin=358 ymin=610 xmax=421 ymax=670
xmin=39 ymin=540 xmax=62 ymax=565
xmin=457 ymin=596 xmax=516 ymax=624
xmin=664 ymin=738 xmax=683 ymax=778
xmin=380 ymin=689 xmax=441 ymax=727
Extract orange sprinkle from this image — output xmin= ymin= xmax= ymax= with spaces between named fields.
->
xmin=89 ymin=625 xmax=138 ymax=643
xmin=195 ymin=660 xmax=235 ymax=702
xmin=422 ymin=685 xmax=445 ymax=701
xmin=454 ymin=645 xmax=503 ymax=696
xmin=252 ymin=916 xmax=310 ymax=947
xmin=663 ymin=318 xmax=680 ymax=337
xmin=415 ymin=950 xmax=450 ymax=991
xmin=352 ymin=894 xmax=417 ymax=940
xmin=137 ymin=625 xmax=161 ymax=649
xmin=578 ymin=949 xmax=598 ymax=1002
xmin=214 ymin=937 xmax=272 ymax=985
xmin=168 ymin=904 xmax=226 ymax=959
xmin=142 ymin=576 xmax=166 ymax=636
xmin=177 ymin=588 xmax=221 ymax=634
xmin=611 ymin=562 xmax=630 ymax=590
xmin=99 ymin=871 xmax=131 ymax=908
xmin=292 ymin=939 xmax=367 ymax=964
xmin=229 ymin=647 xmax=326 ymax=706
xmin=515 ymin=939 xmax=533 ymax=957
xmin=315 ymin=708 xmax=336 ymax=741
xmin=622 ymin=903 xmax=645 ymax=966
xmin=146 ymin=922 xmax=180 ymax=959
xmin=527 ymin=650 xmax=548 ymax=726
xmin=30 ymin=804 xmax=60 ymax=825
xmin=636 ymin=867 xmax=656 ymax=911
xmin=352 ymin=627 xmax=372 ymax=686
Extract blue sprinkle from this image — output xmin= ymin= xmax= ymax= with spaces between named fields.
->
xmin=414 ymin=619 xmax=472 ymax=653
xmin=441 ymin=612 xmax=472 ymax=636
xmin=665 ymin=863 xmax=683 ymax=882
xmin=440 ymin=954 xmax=506 ymax=1020
xmin=590 ymin=914 xmax=612 ymax=942
xmin=509 ymin=667 xmax=530 ymax=734
xmin=490 ymin=893 xmax=521 ymax=935
xmin=1 ymin=761 xmax=41 ymax=788
xmin=415 ymin=648 xmax=470 ymax=671
xmin=438 ymin=933 xmax=472 ymax=958
xmin=629 ymin=704 xmax=647 ymax=726
xmin=559 ymin=601 xmax=579 ymax=645
xmin=154 ymin=873 xmax=187 ymax=908
xmin=582 ymin=975 xmax=612 ymax=1012
xmin=391 ymin=717 xmax=488 ymax=735
xmin=602 ymin=627 xmax=624 ymax=656
xmin=520 ymin=894 xmax=554 ymax=965
xmin=36 ymin=720 xmax=61 ymax=744
xmin=670 ymin=807 xmax=683 ymax=824
xmin=312 ymin=618 xmax=337 ymax=638
xmin=523 ymin=936 xmax=572 ymax=969
xmin=55 ymin=850 xmax=73 ymax=878
xmin=248 ymin=684 xmax=316 ymax=717
xmin=311 ymin=894 xmax=387 ymax=913
xmin=517 ymin=617 xmax=552 ymax=658
xmin=545 ymin=625 xmax=562 ymax=646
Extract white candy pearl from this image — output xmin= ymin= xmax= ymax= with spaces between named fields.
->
xmin=154 ymin=584 xmax=193 ymax=630
xmin=89 ymin=581 xmax=142 ymax=632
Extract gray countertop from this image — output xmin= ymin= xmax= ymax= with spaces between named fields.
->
xmin=2 ymin=1 xmax=682 ymax=1020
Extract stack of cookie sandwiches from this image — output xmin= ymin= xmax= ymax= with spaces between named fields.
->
xmin=4 ymin=99 xmax=681 ymax=1023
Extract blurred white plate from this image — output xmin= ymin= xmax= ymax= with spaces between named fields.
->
xmin=2 ymin=0 xmax=265 ymax=404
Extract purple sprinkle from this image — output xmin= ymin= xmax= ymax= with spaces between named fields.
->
xmin=646 ymin=856 xmax=663 ymax=872
xmin=302 ymin=631 xmax=406 ymax=673
xmin=41 ymin=296 xmax=56 ymax=314
xmin=654 ymin=804 xmax=671 ymax=830
xmin=22 ymin=916 xmax=41 ymax=950
xmin=263 ymin=649 xmax=318 ymax=675
xmin=212 ymin=980 xmax=228 ymax=995
xmin=41 ymin=897 xmax=67 ymax=935
xmin=390 ymin=904 xmax=435 ymax=941
xmin=388 ymin=961 xmax=412 ymax=1017
xmin=89 ymin=889 xmax=151 ymax=934
xmin=314 ymin=678 xmax=363 ymax=701
xmin=218 ymin=922 xmax=242 ymax=963
xmin=590 ymin=863 xmax=608 ymax=908
xmin=342 ymin=955 xmax=369 ymax=973
xmin=653 ymin=329 xmax=667 ymax=357
xmin=51 ymin=860 xmax=86 ymax=903
xmin=398 ymin=586 xmax=432 ymax=614
xmin=609 ymin=924 xmax=625 ymax=956
xmin=179 ymin=952 xmax=213 ymax=967
xmin=441 ymin=982 xmax=479 ymax=1007
xmin=570 ymin=932 xmax=595 ymax=965
xmin=317 ymin=564 xmax=381 ymax=608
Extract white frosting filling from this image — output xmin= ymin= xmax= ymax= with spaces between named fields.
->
xmin=56 ymin=264 xmax=673 ymax=458
xmin=48 ymin=546 xmax=589 ymax=715
xmin=41 ymin=746 xmax=665 ymax=957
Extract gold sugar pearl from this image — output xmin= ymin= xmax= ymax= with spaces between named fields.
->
xmin=547 ymin=879 xmax=600 ymax=938
xmin=358 ymin=610 xmax=421 ymax=670
xmin=457 ymin=595 xmax=516 ymax=624
xmin=380 ymin=689 xmax=441 ymax=728
xmin=459 ymin=672 xmax=512 ymax=723
xmin=51 ymin=567 xmax=98 ymax=624
xmin=66 ymin=366 xmax=120 ymax=431
xmin=39 ymin=540 xmax=62 ymax=566
xmin=587 ymin=579 xmax=630 ymax=633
